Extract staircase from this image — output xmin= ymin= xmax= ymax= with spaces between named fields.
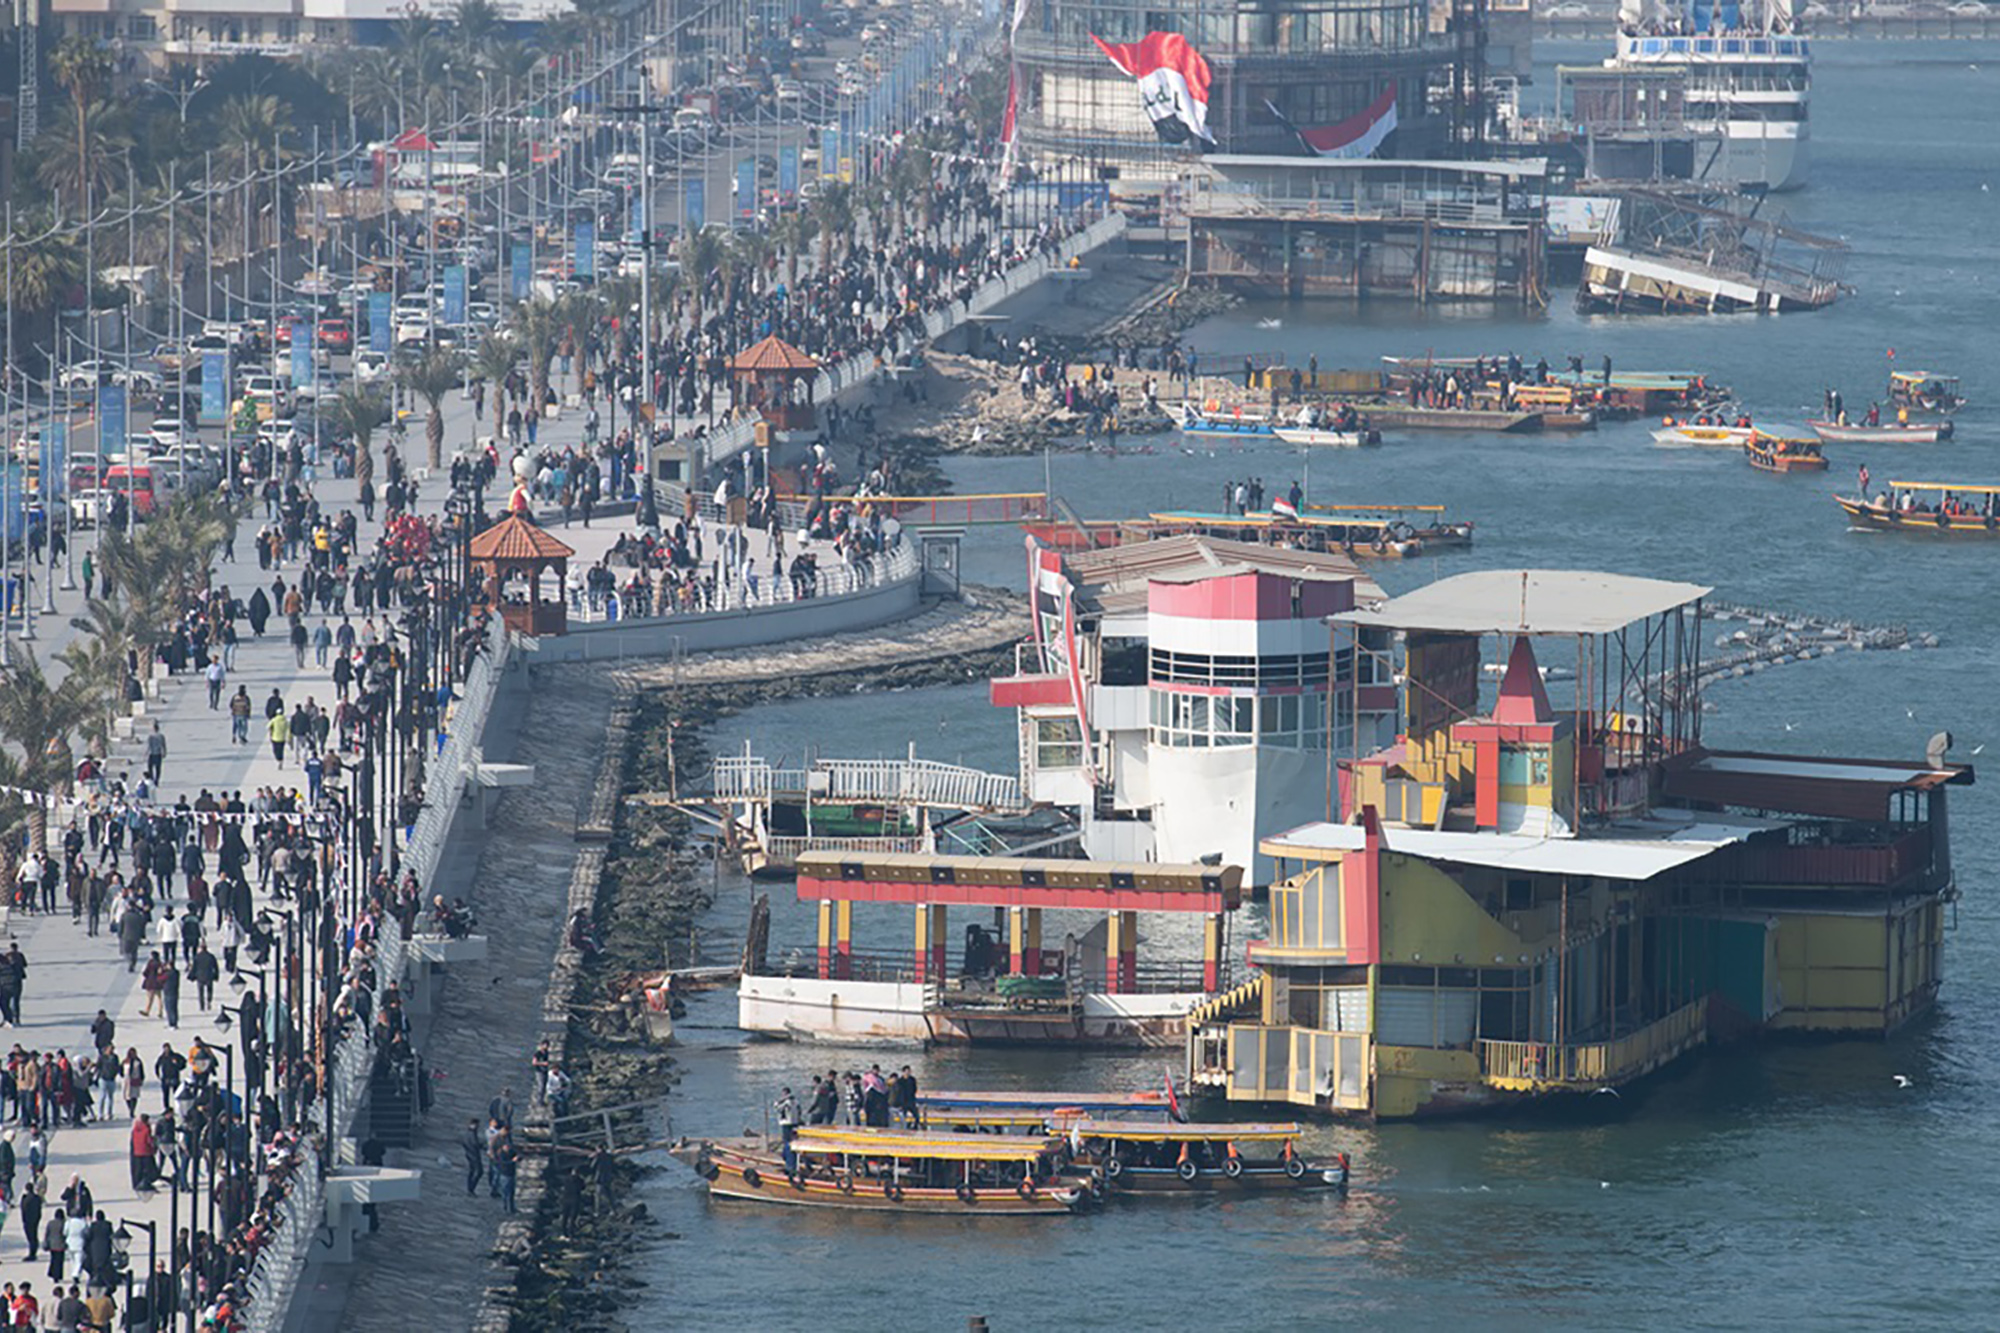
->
xmin=367 ymin=1062 xmax=418 ymax=1149
xmin=1186 ymin=972 xmax=1268 ymax=1030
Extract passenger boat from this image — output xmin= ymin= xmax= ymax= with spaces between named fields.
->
xmin=1808 ymin=418 xmax=1953 ymax=445
xmin=1834 ymin=482 xmax=2000 ymax=536
xmin=677 ymin=1128 xmax=1088 ymax=1214
xmin=1745 ymin=434 xmax=1827 ymax=473
xmin=1887 ymin=371 xmax=1964 ymax=415
xmin=1651 ymin=423 xmax=1754 ymax=447
xmin=1173 ymin=402 xmax=1275 ymax=438
xmin=1065 ymin=1121 xmax=1350 ymax=1194
xmin=1147 ymin=509 xmax=1470 ymax=558
xmin=916 ymin=1089 xmax=1174 ymax=1131
xmin=1273 ymin=426 xmax=1378 ymax=448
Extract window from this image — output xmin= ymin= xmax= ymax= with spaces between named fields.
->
xmin=1033 ymin=716 xmax=1084 ymax=770
xmin=127 ymin=15 xmax=157 ymax=39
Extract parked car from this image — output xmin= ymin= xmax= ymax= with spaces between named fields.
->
xmin=317 ymin=317 xmax=353 ymax=352
xmin=354 ymin=351 xmax=391 ymax=383
xmin=148 ymin=418 xmax=187 ymax=448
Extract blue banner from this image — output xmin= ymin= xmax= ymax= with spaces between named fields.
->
xmin=291 ymin=320 xmax=315 ymax=389
xmin=368 ymin=291 xmax=392 ymax=354
xmin=0 ymin=462 xmax=22 ymax=565
xmin=575 ymin=220 xmax=595 ymax=279
xmin=39 ymin=423 xmax=65 ymax=500
xmin=686 ymin=178 xmax=705 ymax=232
xmin=821 ymin=128 xmax=839 ymax=181
xmin=510 ymin=243 xmax=532 ymax=301
xmin=200 ymin=350 xmax=228 ymax=425
xmin=779 ymin=145 xmax=799 ymax=199
xmin=98 ymin=383 xmax=127 ymax=461
xmin=629 ymin=194 xmax=644 ymax=242
xmin=443 ymin=264 xmax=468 ymax=326
xmin=736 ymin=159 xmax=757 ymax=222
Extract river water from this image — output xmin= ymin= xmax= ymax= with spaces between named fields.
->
xmin=635 ymin=40 xmax=2000 ymax=1329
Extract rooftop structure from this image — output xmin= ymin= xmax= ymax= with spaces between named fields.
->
xmin=990 ymin=535 xmax=1394 ymax=881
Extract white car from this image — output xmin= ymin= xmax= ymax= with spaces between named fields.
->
xmin=354 ymin=351 xmax=390 ymax=383
xmin=70 ymin=488 xmax=112 ymax=528
xmin=60 ymin=362 xmax=113 ymax=391
xmin=114 ymin=367 xmax=162 ymax=394
xmin=394 ymin=318 xmax=433 ymax=347
xmin=464 ymin=301 xmax=497 ymax=327
xmin=148 ymin=418 xmax=186 ymax=448
xmin=393 ymin=293 xmax=434 ymax=320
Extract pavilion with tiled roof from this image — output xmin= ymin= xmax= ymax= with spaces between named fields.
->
xmin=469 ymin=514 xmax=575 ymax=635
xmin=729 ymin=334 xmax=820 ymax=432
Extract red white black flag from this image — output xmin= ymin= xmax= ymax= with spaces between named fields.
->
xmin=1262 ymin=90 xmax=1399 ymax=159
xmin=1090 ymin=32 xmax=1215 ymax=145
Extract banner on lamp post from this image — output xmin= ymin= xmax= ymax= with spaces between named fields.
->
xmin=200 ymin=351 xmax=229 ymax=425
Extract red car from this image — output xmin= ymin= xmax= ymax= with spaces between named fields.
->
xmin=318 ymin=318 xmax=353 ymax=352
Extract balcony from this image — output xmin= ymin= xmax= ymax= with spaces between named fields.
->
xmin=1479 ymin=998 xmax=1708 ymax=1093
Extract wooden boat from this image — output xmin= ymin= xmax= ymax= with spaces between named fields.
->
xmin=1887 ymin=370 xmax=1964 ymax=415
xmin=1808 ymin=418 xmax=1953 ymax=445
xmin=1835 ymin=482 xmax=2000 ymax=536
xmin=1064 ymin=1121 xmax=1350 ymax=1195
xmin=1273 ymin=426 xmax=1377 ymax=448
xmin=1652 ymin=423 xmax=1754 ymax=446
xmin=1146 ymin=509 xmax=1471 ymax=558
xmin=1362 ymin=404 xmax=1540 ymax=434
xmin=1173 ymin=402 xmax=1275 ymax=437
xmin=1745 ymin=435 xmax=1828 ymax=473
xmin=677 ymin=1128 xmax=1088 ymax=1214
xmin=917 ymin=1089 xmax=1174 ymax=1131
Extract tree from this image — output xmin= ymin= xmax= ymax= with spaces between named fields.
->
xmin=680 ymin=227 xmax=727 ymax=333
xmin=812 ymin=182 xmax=853 ymax=273
xmin=47 ymin=37 xmax=113 ymax=219
xmin=469 ymin=332 xmax=519 ymax=443
xmin=396 ymin=344 xmax=465 ymax=471
xmin=33 ymin=99 xmax=132 ymax=203
xmin=0 ymin=649 xmax=92 ymax=854
xmin=325 ymin=383 xmax=390 ymax=494
xmin=511 ymin=297 xmax=563 ymax=415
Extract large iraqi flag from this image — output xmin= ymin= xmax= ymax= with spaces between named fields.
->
xmin=1089 ymin=31 xmax=1216 ymax=145
xmin=1262 ymin=89 xmax=1399 ymax=159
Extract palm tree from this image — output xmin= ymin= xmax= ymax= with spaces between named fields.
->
xmin=55 ymin=603 xmax=137 ymax=758
xmin=0 ymin=650 xmax=92 ymax=853
xmin=47 ymin=37 xmax=113 ymax=217
xmin=7 ymin=222 xmax=86 ymax=320
xmin=813 ymin=182 xmax=853 ymax=273
xmin=469 ymin=332 xmax=519 ymax=442
xmin=325 ymin=383 xmax=389 ymax=495
xmin=511 ymin=297 xmax=562 ymax=412
xmin=680 ymin=227 xmax=727 ymax=332
xmin=396 ymin=345 xmax=465 ymax=471
xmin=217 ymin=94 xmax=287 ymax=256
xmin=33 ymin=100 xmax=132 ymax=202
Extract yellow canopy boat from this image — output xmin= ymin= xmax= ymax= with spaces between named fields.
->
xmin=682 ymin=1126 xmax=1087 ymax=1214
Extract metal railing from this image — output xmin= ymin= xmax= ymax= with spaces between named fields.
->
xmin=764 ymin=834 xmax=930 ymax=866
xmin=709 ymin=754 xmax=1025 ymax=813
xmin=570 ymin=540 xmax=917 ymax=622
xmin=1479 ymin=999 xmax=1708 ymax=1089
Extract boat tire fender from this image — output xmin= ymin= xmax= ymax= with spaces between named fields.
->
xmin=741 ymin=1166 xmax=762 ymax=1189
xmin=1224 ymin=1157 xmax=1244 ymax=1180
xmin=837 ymin=1171 xmax=855 ymax=1195
xmin=883 ymin=1179 xmax=903 ymax=1201
xmin=1017 ymin=1177 xmax=1037 ymax=1200
xmin=695 ymin=1156 xmax=719 ymax=1182
xmin=1177 ymin=1159 xmax=1199 ymax=1183
xmin=956 ymin=1183 xmax=975 ymax=1204
xmin=1105 ymin=1156 xmax=1126 ymax=1179
xmin=1936 ymin=511 xmax=1949 ymax=529
xmin=1285 ymin=1158 xmax=1307 ymax=1180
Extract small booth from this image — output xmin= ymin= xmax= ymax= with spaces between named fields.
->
xmin=468 ymin=514 xmax=575 ymax=637
xmin=729 ymin=334 xmax=820 ymax=433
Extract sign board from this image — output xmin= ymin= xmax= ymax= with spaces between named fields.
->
xmin=200 ymin=351 xmax=229 ymax=425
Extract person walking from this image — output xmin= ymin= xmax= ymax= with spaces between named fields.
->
xmin=19 ymin=1177 xmax=42 ymax=1260
xmin=205 ymin=660 xmax=226 ymax=710
xmin=268 ymin=710 xmax=291 ymax=767
xmin=0 ymin=943 xmax=26 ymax=1027
xmin=144 ymin=724 xmax=167 ymax=784
xmin=461 ymin=1119 xmax=485 ymax=1196
xmin=229 ymin=686 xmax=252 ymax=745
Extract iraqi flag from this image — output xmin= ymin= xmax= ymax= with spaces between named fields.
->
xmin=1262 ymin=89 xmax=1399 ymax=159
xmin=1090 ymin=32 xmax=1215 ymax=145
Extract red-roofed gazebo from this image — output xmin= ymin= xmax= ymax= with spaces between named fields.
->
xmin=469 ymin=514 xmax=575 ymax=636
xmin=729 ymin=334 xmax=820 ymax=431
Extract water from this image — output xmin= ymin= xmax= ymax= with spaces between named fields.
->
xmin=636 ymin=41 xmax=2000 ymax=1328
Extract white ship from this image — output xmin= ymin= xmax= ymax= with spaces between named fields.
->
xmin=1608 ymin=0 xmax=1810 ymax=191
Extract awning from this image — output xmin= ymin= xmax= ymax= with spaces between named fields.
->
xmin=1338 ymin=569 xmax=1709 ymax=636
xmin=1663 ymin=750 xmax=1973 ymax=821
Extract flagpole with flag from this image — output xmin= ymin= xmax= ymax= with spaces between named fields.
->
xmin=998 ymin=0 xmax=1032 ymax=185
xmin=1090 ymin=31 xmax=1217 ymax=146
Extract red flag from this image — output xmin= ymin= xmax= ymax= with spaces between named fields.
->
xmin=1089 ymin=32 xmax=1215 ymax=145
xmin=1164 ymin=1073 xmax=1186 ymax=1122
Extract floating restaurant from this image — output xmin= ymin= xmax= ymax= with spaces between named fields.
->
xmin=1184 ymin=570 xmax=1972 ymax=1116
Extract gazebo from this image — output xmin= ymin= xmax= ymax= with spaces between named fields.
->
xmin=729 ymin=334 xmax=820 ymax=432
xmin=468 ymin=514 xmax=575 ymax=636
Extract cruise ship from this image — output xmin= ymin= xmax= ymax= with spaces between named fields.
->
xmin=1605 ymin=0 xmax=1810 ymax=191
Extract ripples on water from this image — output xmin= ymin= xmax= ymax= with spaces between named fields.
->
xmin=634 ymin=40 xmax=2000 ymax=1327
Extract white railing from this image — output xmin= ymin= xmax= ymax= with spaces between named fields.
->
xmin=242 ymin=1141 xmax=324 ymax=1333
xmin=708 ymin=755 xmax=1024 ymax=812
xmin=571 ymin=540 xmax=917 ymax=623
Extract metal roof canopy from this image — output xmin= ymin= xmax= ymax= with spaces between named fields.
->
xmin=1261 ymin=807 xmax=1776 ymax=882
xmin=1203 ymin=156 xmax=1552 ymax=181
xmin=795 ymin=851 xmax=1244 ymax=913
xmin=1662 ymin=749 xmax=1974 ymax=821
xmin=1337 ymin=569 xmax=1711 ymax=637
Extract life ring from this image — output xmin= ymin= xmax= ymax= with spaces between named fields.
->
xmin=740 ymin=1166 xmax=762 ymax=1189
xmin=1224 ymin=1157 xmax=1244 ymax=1180
xmin=837 ymin=1171 xmax=855 ymax=1195
xmin=1104 ymin=1156 xmax=1126 ymax=1178
xmin=1177 ymin=1159 xmax=1199 ymax=1183
xmin=956 ymin=1183 xmax=975 ymax=1204
xmin=883 ymin=1179 xmax=903 ymax=1201
xmin=1285 ymin=1157 xmax=1306 ymax=1180
xmin=1016 ymin=1177 xmax=1037 ymax=1199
